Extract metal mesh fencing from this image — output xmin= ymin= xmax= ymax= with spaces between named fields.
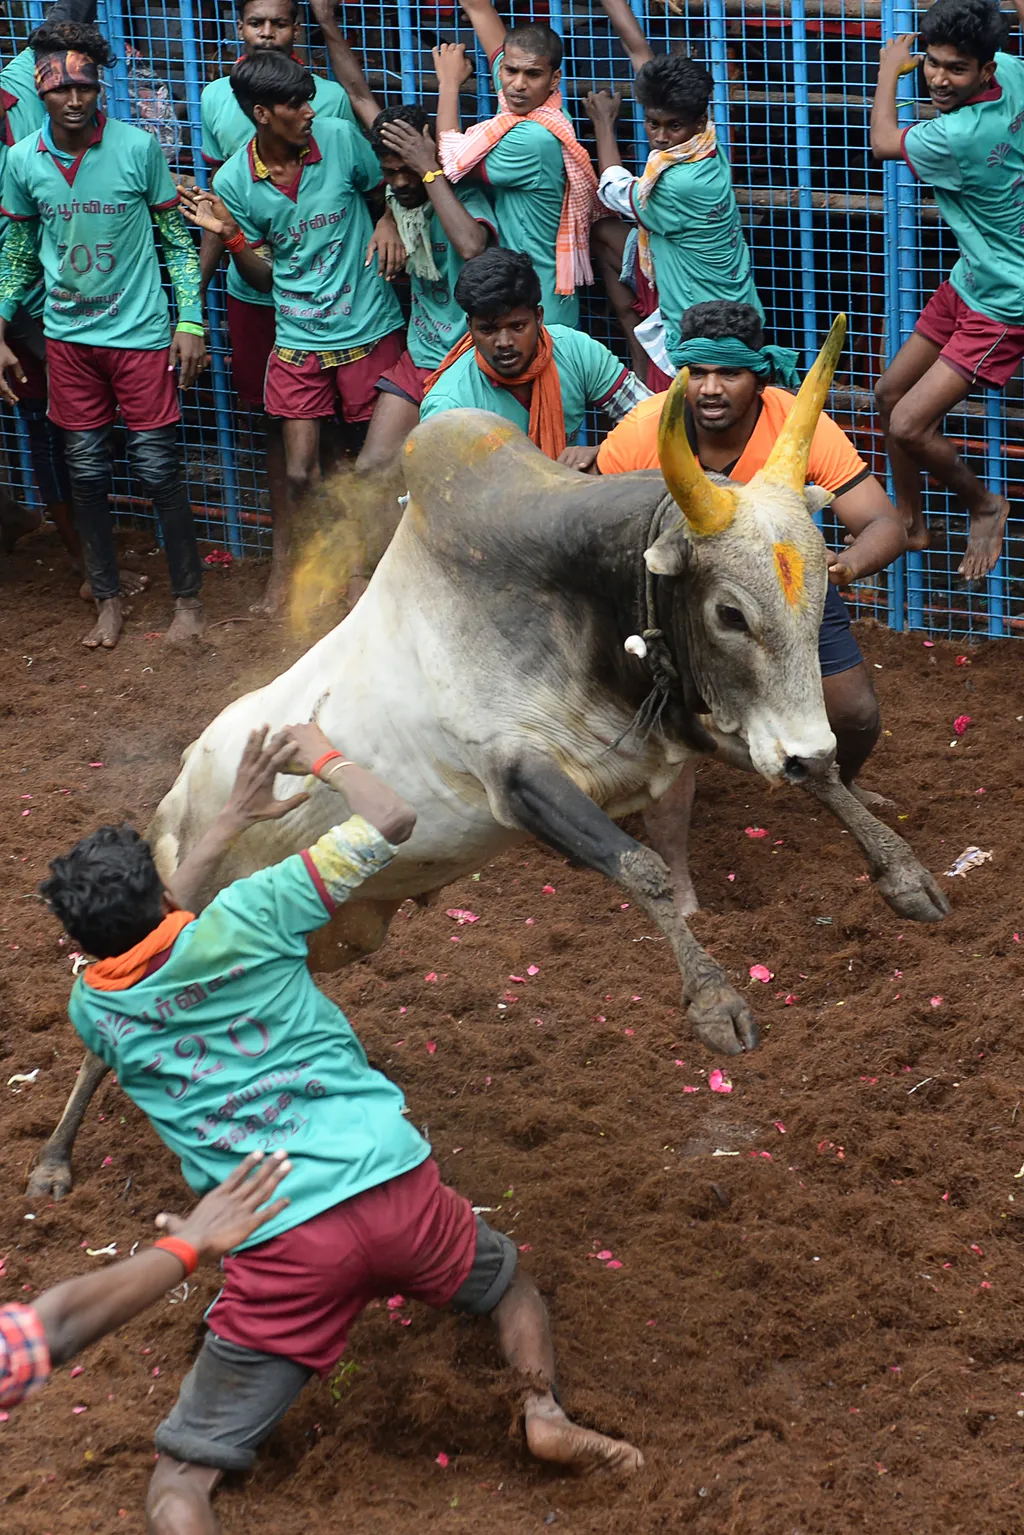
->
xmin=1 ymin=0 xmax=1021 ymax=637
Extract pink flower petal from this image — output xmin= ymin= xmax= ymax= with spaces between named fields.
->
xmin=101 ymin=1156 xmax=113 ymax=1168
xmin=0 ymin=1412 xmax=8 ymax=1423
xmin=709 ymin=1068 xmax=733 ymax=1094
xmin=773 ymin=1121 xmax=787 ymax=1134
xmin=749 ymin=964 xmax=773 ymax=983
xmin=605 ymin=1259 xmax=623 ymax=1269
xmin=682 ymin=1084 xmax=699 ymax=1093
xmin=425 ymin=1041 xmax=437 ymax=1054
xmin=923 ymin=640 xmax=934 ymax=647
xmin=518 ymin=1243 xmax=533 ymax=1252
xmin=784 ymin=993 xmax=798 ymax=1005
xmin=930 ymin=996 xmax=943 ymax=1007
xmin=436 ymin=1452 xmax=449 ymax=1468
xmin=424 ymin=972 xmax=438 ymax=983
xmin=69 ymin=1366 xmax=84 ymax=1378
xmin=953 ymin=714 xmax=972 ymax=735
xmin=72 ymin=1405 xmax=87 ymax=1414
xmin=387 ymin=1295 xmax=405 ymax=1309
xmin=88 ymin=761 xmax=104 ymax=768
xmin=745 ymin=826 xmax=768 ymax=839
xmin=624 ymin=1027 xmax=635 ymax=1037
xmin=508 ymin=974 xmax=527 ymax=984
xmin=542 ymin=884 xmax=555 ymax=894
xmin=445 ymin=909 xmax=478 ymax=924
xmin=527 ymin=965 xmax=540 ymax=976
xmin=596 ymin=1249 xmax=613 ymax=1260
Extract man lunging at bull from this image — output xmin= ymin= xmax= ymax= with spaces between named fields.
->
xmin=41 ymin=727 xmax=641 ymax=1529
xmin=596 ymin=302 xmax=907 ymax=910
xmin=420 ymin=246 xmax=649 ymax=467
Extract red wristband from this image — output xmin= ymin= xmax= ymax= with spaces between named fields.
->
xmin=312 ymin=749 xmax=344 ymax=776
xmin=153 ymin=1236 xmax=199 ymax=1276
xmin=224 ymin=229 xmax=247 ymax=254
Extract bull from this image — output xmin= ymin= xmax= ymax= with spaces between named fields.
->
xmin=28 ymin=317 xmax=949 ymax=1201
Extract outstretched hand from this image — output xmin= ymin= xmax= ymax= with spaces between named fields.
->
xmin=583 ymin=88 xmax=623 ymax=129
xmin=433 ymin=41 xmax=472 ymax=89
xmin=177 ymin=183 xmax=242 ymax=242
xmin=223 ymin=725 xmax=310 ymax=827
xmin=157 ymin=1149 xmax=292 ymax=1261
xmin=879 ymin=33 xmax=922 ymax=76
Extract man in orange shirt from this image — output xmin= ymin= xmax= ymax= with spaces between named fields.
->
xmin=596 ymin=302 xmax=907 ymax=913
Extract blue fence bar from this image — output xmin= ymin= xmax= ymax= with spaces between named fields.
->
xmin=984 ymin=390 xmax=1008 ymax=637
xmin=789 ymin=0 xmax=819 ymax=374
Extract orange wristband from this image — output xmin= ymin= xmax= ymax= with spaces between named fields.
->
xmin=153 ymin=1236 xmax=199 ymax=1276
xmin=224 ymin=229 xmax=247 ymax=255
xmin=312 ymin=749 xmax=344 ymax=776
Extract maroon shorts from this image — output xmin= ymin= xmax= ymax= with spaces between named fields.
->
xmin=225 ymin=294 xmax=276 ymax=411
xmin=915 ymin=281 xmax=1024 ymax=390
xmin=207 ymin=1157 xmax=493 ymax=1374
xmin=45 ymin=339 xmax=180 ymax=432
xmin=264 ymin=330 xmax=406 ymax=423
xmin=8 ymin=335 xmax=48 ymax=402
xmin=376 ymin=347 xmax=432 ymax=407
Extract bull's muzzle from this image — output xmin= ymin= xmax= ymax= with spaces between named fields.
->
xmin=783 ymin=746 xmax=836 ymax=784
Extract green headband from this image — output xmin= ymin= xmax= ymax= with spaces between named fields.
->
xmin=673 ymin=337 xmax=801 ymax=389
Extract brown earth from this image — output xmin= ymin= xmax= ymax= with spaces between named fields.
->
xmin=2 ymin=526 xmax=1023 ymax=1535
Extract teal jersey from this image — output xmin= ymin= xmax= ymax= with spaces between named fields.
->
xmin=407 ymin=185 xmax=496 ymax=369
xmin=419 ymin=322 xmax=626 ymax=442
xmin=632 ymin=146 xmax=763 ymax=369
xmin=477 ymin=52 xmax=578 ymax=328
xmin=202 ymin=70 xmax=356 ymax=309
xmin=0 ymin=48 xmax=46 ymax=146
xmin=213 ymin=118 xmax=402 ymax=351
xmin=69 ymin=816 xmax=430 ymax=1251
xmin=0 ymin=114 xmax=185 ymax=348
xmin=902 ymin=53 xmax=1024 ymax=325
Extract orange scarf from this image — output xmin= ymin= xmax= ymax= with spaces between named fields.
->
xmin=423 ymin=326 xmax=566 ymax=460
xmin=83 ymin=910 xmax=195 ymax=993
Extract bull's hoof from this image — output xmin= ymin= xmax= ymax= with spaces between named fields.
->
xmin=26 ymin=1155 xmax=74 ymax=1203
xmin=875 ymin=863 xmax=951 ymax=923
xmin=687 ymin=981 xmax=759 ymax=1055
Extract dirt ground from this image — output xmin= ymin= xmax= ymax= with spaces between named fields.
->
xmin=2 ymin=525 xmax=1023 ymax=1535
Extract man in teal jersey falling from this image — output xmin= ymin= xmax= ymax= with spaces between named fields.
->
xmin=41 ymin=724 xmax=642 ymax=1530
xmin=0 ymin=17 xmax=206 ymax=650
xmin=873 ymin=0 xmax=1024 ymax=581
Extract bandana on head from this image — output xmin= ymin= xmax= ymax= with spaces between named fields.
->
xmin=34 ymin=50 xmax=99 ymax=99
xmin=673 ymin=336 xmax=802 ymax=389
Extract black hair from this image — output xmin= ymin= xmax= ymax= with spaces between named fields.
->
xmin=40 ymin=825 xmax=165 ymax=960
xmin=680 ymin=301 xmax=765 ymax=349
xmin=370 ymin=102 xmax=430 ymax=158
xmin=230 ymin=50 xmax=315 ymax=122
xmin=28 ymin=19 xmax=115 ymax=69
xmin=455 ymin=247 xmax=541 ymax=318
xmin=236 ymin=0 xmax=299 ymax=20
xmin=918 ymin=0 xmax=1008 ymax=64
xmin=504 ymin=23 xmax=562 ymax=69
xmin=634 ymin=53 xmax=713 ymax=122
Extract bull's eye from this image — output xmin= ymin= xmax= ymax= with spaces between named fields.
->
xmin=717 ymin=604 xmax=749 ymax=633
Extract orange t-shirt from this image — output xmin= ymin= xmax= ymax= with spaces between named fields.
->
xmin=596 ymin=385 xmax=869 ymax=495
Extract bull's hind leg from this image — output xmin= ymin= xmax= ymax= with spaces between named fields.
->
xmin=804 ymin=766 xmax=949 ymax=922
xmin=26 ymin=1050 xmax=110 ymax=1202
xmin=494 ymin=752 xmax=757 ymax=1056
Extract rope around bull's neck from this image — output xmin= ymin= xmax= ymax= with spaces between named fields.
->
xmin=604 ymin=499 xmax=685 ymax=755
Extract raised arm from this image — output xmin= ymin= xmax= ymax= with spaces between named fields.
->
xmin=309 ymin=0 xmax=381 ymax=131
xmin=379 ymin=117 xmax=491 ymax=259
xmin=598 ymin=0 xmax=654 ymax=71
xmin=871 ymin=33 xmax=920 ymax=160
xmin=434 ymin=42 xmax=472 ymax=137
xmin=33 ymin=1151 xmax=290 ymax=1368
xmin=584 ymin=89 xmax=626 ymax=175
xmin=285 ymin=722 xmax=418 ymax=845
xmin=459 ymin=0 xmax=507 ymax=61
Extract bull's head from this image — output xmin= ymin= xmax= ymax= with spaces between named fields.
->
xmin=645 ymin=316 xmax=846 ymax=785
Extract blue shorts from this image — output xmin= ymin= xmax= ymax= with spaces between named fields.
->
xmin=818 ymin=583 xmax=863 ymax=678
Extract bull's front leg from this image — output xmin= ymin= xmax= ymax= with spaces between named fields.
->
xmin=25 ymin=1051 xmax=110 ymax=1202
xmin=804 ymin=766 xmax=949 ymax=923
xmin=495 ymin=754 xmax=757 ymax=1055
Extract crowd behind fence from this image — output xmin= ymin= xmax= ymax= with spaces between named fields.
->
xmin=1 ymin=0 xmax=1022 ymax=639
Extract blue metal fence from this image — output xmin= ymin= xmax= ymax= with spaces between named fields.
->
xmin=1 ymin=0 xmax=1021 ymax=637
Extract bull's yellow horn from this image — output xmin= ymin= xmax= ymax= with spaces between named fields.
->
xmin=657 ymin=367 xmax=736 ymax=536
xmin=756 ymin=314 xmax=847 ymax=494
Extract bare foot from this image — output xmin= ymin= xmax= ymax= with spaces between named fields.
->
xmin=250 ymin=567 xmax=289 ymax=617
xmin=959 ymin=494 xmax=1010 ymax=583
xmin=79 ymin=570 xmax=149 ymax=601
xmin=904 ymin=507 xmax=930 ymax=553
xmin=847 ymin=781 xmax=895 ymax=811
xmin=524 ymin=1395 xmax=643 ymax=1477
xmin=164 ymin=596 xmax=206 ymax=645
xmin=82 ymin=597 xmax=123 ymax=650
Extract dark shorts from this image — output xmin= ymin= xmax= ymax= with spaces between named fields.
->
xmin=376 ymin=347 xmax=432 ymax=407
xmin=915 ymin=280 xmax=1024 ymax=390
xmin=225 ymin=294 xmax=276 ymax=411
xmin=155 ymin=1160 xmax=517 ymax=1471
xmin=264 ymin=331 xmax=406 ymax=423
xmin=819 ymin=581 xmax=862 ymax=678
xmin=46 ymin=339 xmax=180 ymax=432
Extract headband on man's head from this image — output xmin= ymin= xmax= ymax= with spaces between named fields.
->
xmin=674 ymin=337 xmax=801 ymax=389
xmin=34 ymin=50 xmax=100 ymax=98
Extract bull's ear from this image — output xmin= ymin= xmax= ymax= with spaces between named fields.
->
xmin=804 ymin=484 xmax=834 ymax=515
xmin=644 ymin=525 xmax=690 ymax=576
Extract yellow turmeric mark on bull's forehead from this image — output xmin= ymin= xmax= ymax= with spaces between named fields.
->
xmin=773 ymin=541 xmax=805 ymax=605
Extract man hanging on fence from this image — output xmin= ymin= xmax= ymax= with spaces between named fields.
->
xmin=198 ymin=0 xmax=380 ymax=615
xmin=595 ymin=301 xmax=907 ymax=911
xmin=419 ymin=246 xmax=649 ymax=467
xmin=0 ymin=18 xmax=207 ymax=650
xmin=584 ymin=0 xmax=763 ymax=394
xmin=872 ymin=0 xmax=1024 ymax=582
xmin=180 ymin=51 xmax=405 ymax=616
xmin=434 ymin=2 xmax=598 ymax=332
